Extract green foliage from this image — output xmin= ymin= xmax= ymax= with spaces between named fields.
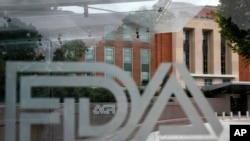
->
xmin=0 ymin=19 xmax=44 ymax=61
xmin=216 ymin=0 xmax=250 ymax=63
xmin=0 ymin=18 xmax=45 ymax=103
xmin=53 ymin=40 xmax=87 ymax=61
xmin=53 ymin=47 xmax=65 ymax=61
xmin=32 ymin=87 xmax=116 ymax=103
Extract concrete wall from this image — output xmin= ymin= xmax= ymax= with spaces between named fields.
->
xmin=207 ymin=96 xmax=231 ymax=113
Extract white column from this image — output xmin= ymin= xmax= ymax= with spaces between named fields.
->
xmin=211 ymin=28 xmax=221 ymax=74
xmin=192 ymin=28 xmax=203 ymax=74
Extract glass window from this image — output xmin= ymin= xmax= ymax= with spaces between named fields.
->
xmin=85 ymin=47 xmax=95 ymax=62
xmin=139 ymin=28 xmax=149 ymax=42
xmin=183 ymin=30 xmax=190 ymax=70
xmin=141 ymin=72 xmax=149 ymax=85
xmin=123 ymin=48 xmax=132 ymax=76
xmin=105 ymin=47 xmax=114 ymax=64
xmin=223 ymin=79 xmax=231 ymax=83
xmin=105 ymin=47 xmax=114 ymax=78
xmin=202 ymin=31 xmax=209 ymax=74
xmin=104 ymin=25 xmax=115 ymax=39
xmin=141 ymin=49 xmax=150 ymax=64
xmin=204 ymin=78 xmax=212 ymax=86
xmin=123 ymin=26 xmax=132 ymax=41
xmin=221 ymin=35 xmax=226 ymax=74
xmin=124 ymin=48 xmax=132 ymax=63
xmin=85 ymin=47 xmax=95 ymax=76
xmin=141 ymin=49 xmax=150 ymax=85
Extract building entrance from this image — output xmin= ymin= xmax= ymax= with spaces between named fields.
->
xmin=230 ymin=94 xmax=247 ymax=115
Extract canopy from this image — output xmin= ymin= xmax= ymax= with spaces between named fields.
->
xmin=0 ymin=0 xmax=211 ymax=41
xmin=201 ymin=81 xmax=250 ymax=94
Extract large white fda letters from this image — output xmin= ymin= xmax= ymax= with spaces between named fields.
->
xmin=4 ymin=62 xmax=223 ymax=141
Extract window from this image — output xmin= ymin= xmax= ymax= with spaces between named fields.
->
xmin=223 ymin=79 xmax=231 ymax=83
xmin=221 ymin=35 xmax=226 ymax=74
xmin=183 ymin=30 xmax=190 ymax=70
xmin=123 ymin=48 xmax=132 ymax=76
xmin=105 ymin=47 xmax=114 ymax=78
xmin=104 ymin=25 xmax=115 ymax=39
xmin=105 ymin=47 xmax=114 ymax=64
xmin=85 ymin=47 xmax=95 ymax=76
xmin=85 ymin=47 xmax=95 ymax=63
xmin=123 ymin=26 xmax=132 ymax=41
xmin=202 ymin=31 xmax=209 ymax=74
xmin=141 ymin=49 xmax=150 ymax=85
xmin=139 ymin=28 xmax=150 ymax=42
xmin=204 ymin=79 xmax=212 ymax=86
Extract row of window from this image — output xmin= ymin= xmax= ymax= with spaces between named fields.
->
xmin=85 ymin=47 xmax=150 ymax=85
xmin=204 ymin=78 xmax=231 ymax=86
xmin=104 ymin=25 xmax=150 ymax=42
xmin=183 ymin=30 xmax=227 ymax=74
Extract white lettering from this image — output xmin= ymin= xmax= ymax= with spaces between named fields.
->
xmin=234 ymin=129 xmax=247 ymax=136
xmin=234 ymin=129 xmax=241 ymax=136
xmin=93 ymin=104 xmax=116 ymax=115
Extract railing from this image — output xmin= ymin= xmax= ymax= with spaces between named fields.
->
xmin=215 ymin=111 xmax=250 ymax=120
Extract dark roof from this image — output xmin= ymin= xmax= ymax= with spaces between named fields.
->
xmin=201 ymin=81 xmax=250 ymax=94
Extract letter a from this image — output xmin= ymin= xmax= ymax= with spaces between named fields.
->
xmin=234 ymin=129 xmax=241 ymax=136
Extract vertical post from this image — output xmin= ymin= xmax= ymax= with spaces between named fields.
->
xmin=215 ymin=112 xmax=218 ymax=117
xmin=222 ymin=112 xmax=225 ymax=120
xmin=246 ymin=111 xmax=249 ymax=119
xmin=230 ymin=111 xmax=233 ymax=120
xmin=238 ymin=111 xmax=241 ymax=120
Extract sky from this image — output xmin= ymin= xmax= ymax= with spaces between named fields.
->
xmin=61 ymin=0 xmax=220 ymax=14
xmin=207 ymin=0 xmax=220 ymax=6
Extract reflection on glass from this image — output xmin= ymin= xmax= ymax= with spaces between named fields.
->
xmin=141 ymin=49 xmax=150 ymax=86
xmin=123 ymin=48 xmax=132 ymax=76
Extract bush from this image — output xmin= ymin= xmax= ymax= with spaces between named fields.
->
xmin=32 ymin=87 xmax=116 ymax=103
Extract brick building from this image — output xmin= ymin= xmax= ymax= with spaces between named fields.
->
xmin=81 ymin=6 xmax=250 ymax=87
xmin=79 ymin=5 xmax=250 ymax=113
xmin=80 ymin=25 xmax=156 ymax=86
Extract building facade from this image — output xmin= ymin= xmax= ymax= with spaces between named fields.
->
xmin=81 ymin=6 xmax=248 ymax=87
xmin=81 ymin=26 xmax=156 ymax=86
xmin=165 ymin=6 xmax=239 ymax=86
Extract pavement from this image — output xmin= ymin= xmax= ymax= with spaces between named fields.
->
xmin=146 ymin=119 xmax=250 ymax=141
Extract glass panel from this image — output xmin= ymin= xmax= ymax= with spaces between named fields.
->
xmin=183 ymin=30 xmax=190 ymax=70
xmin=141 ymin=49 xmax=149 ymax=85
xmin=204 ymin=78 xmax=212 ymax=86
xmin=105 ymin=47 xmax=114 ymax=64
xmin=85 ymin=47 xmax=95 ymax=62
xmin=124 ymin=48 xmax=132 ymax=63
xmin=141 ymin=49 xmax=149 ymax=64
xmin=123 ymin=26 xmax=132 ymax=41
xmin=104 ymin=25 xmax=115 ymax=39
xmin=1 ymin=1 xmax=235 ymax=141
xmin=221 ymin=35 xmax=226 ymax=74
xmin=202 ymin=31 xmax=208 ymax=74
xmin=139 ymin=28 xmax=149 ymax=42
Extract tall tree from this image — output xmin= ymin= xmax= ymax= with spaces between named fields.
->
xmin=53 ymin=39 xmax=87 ymax=61
xmin=216 ymin=0 xmax=250 ymax=63
xmin=0 ymin=18 xmax=45 ymax=102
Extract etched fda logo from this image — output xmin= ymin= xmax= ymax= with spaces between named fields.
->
xmin=93 ymin=104 xmax=116 ymax=115
xmin=4 ymin=62 xmax=223 ymax=141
